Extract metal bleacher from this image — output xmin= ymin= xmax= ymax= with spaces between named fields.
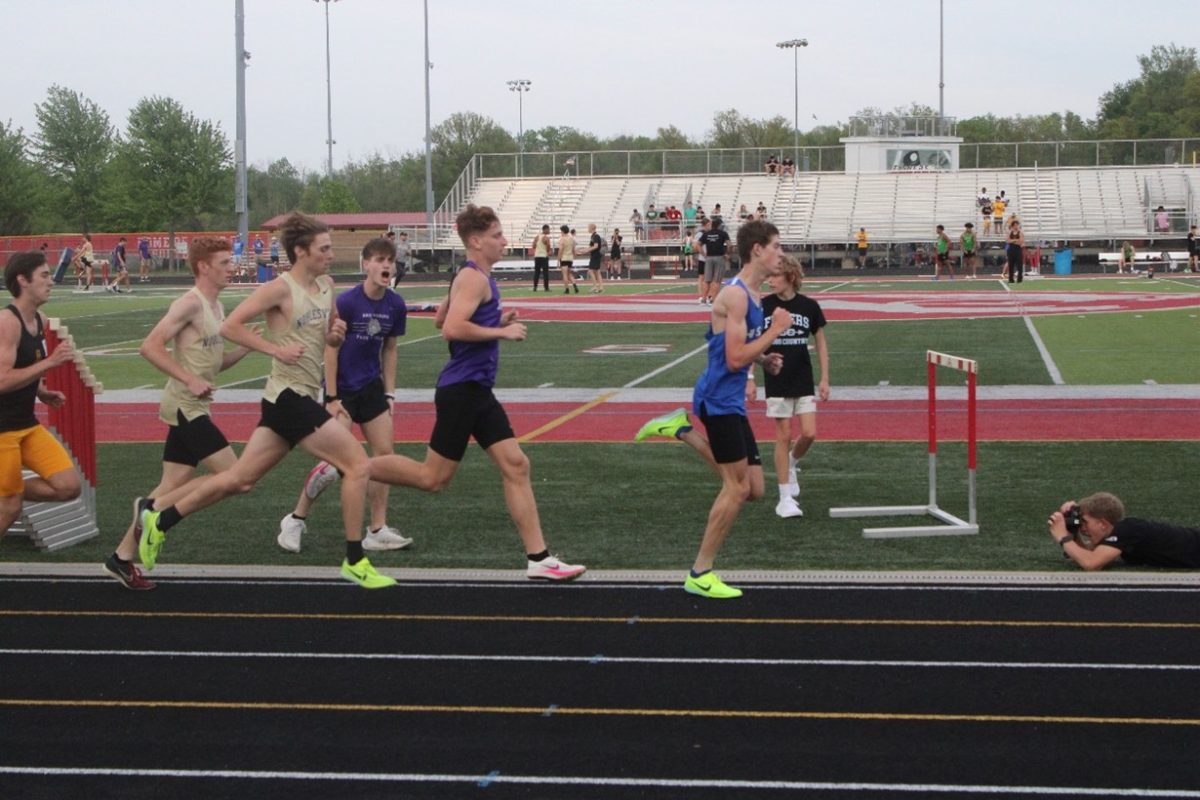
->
xmin=446 ymin=165 xmax=1200 ymax=247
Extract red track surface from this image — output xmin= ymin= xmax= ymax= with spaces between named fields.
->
xmin=91 ymin=398 xmax=1200 ymax=444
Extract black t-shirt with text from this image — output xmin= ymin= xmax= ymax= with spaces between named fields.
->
xmin=701 ymin=228 xmax=730 ymax=257
xmin=761 ymin=293 xmax=826 ymax=398
xmin=589 ymin=233 xmax=603 ymax=267
xmin=1103 ymin=517 xmax=1200 ymax=568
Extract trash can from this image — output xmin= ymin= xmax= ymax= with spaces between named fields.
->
xmin=1054 ymin=248 xmax=1073 ymax=275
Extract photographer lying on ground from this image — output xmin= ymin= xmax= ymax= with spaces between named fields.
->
xmin=1048 ymin=492 xmax=1200 ymax=571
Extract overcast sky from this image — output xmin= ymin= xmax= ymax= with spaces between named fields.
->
xmin=5 ymin=0 xmax=1198 ymax=174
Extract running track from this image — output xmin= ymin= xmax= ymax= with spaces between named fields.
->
xmin=2 ymin=577 xmax=1199 ymax=799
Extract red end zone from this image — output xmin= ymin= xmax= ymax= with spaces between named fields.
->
xmin=503 ymin=291 xmax=1200 ymax=323
xmin=90 ymin=398 xmax=1200 ymax=444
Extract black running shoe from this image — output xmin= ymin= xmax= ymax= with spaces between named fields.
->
xmin=103 ymin=554 xmax=156 ymax=590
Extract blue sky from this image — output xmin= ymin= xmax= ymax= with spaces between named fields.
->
xmin=5 ymin=0 xmax=1197 ymax=173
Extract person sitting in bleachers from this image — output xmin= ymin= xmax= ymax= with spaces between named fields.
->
xmin=756 ymin=202 xmax=769 ymax=219
xmin=780 ymin=157 xmax=795 ymax=176
xmin=764 ymin=155 xmax=779 ymax=175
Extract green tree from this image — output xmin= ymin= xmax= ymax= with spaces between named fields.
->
xmin=122 ymin=96 xmax=232 ymax=251
xmin=1098 ymin=44 xmax=1200 ymax=138
xmin=32 ymin=85 xmax=114 ymax=231
xmin=248 ymin=157 xmax=305 ymax=226
xmin=0 ymin=121 xmax=40 ymax=234
xmin=430 ymin=111 xmax=516 ymax=197
xmin=316 ymin=177 xmax=361 ymax=213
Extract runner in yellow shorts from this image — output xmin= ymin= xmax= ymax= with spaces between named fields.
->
xmin=1 ymin=251 xmax=81 ymax=536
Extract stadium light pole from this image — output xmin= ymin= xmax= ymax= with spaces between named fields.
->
xmin=507 ymin=79 xmax=531 ymax=177
xmin=423 ymin=0 xmax=434 ymax=237
xmin=776 ymin=39 xmax=808 ymax=167
xmin=234 ymin=0 xmax=249 ymax=250
xmin=316 ymin=0 xmax=339 ymax=176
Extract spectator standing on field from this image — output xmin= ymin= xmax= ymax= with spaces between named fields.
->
xmin=585 ymin=223 xmax=605 ymax=293
xmin=757 ymin=255 xmax=829 ymax=519
xmin=701 ymin=216 xmax=731 ymax=305
xmin=531 ymin=224 xmax=552 ymax=291
xmin=855 ymin=227 xmax=869 ymax=268
xmin=933 ymin=225 xmax=954 ymax=280
xmin=1187 ymin=225 xmax=1198 ymax=273
xmin=138 ymin=236 xmax=153 ymax=282
xmin=609 ymin=229 xmax=624 ymax=281
xmin=959 ymin=222 xmax=978 ymax=280
xmin=558 ymin=225 xmax=579 ymax=294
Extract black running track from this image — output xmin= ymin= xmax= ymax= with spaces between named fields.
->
xmin=2 ymin=577 xmax=1199 ymax=799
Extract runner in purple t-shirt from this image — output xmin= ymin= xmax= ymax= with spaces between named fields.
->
xmin=277 ymin=237 xmax=413 ymax=554
xmin=368 ymin=204 xmax=585 ymax=581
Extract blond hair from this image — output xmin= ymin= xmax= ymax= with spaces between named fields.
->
xmin=776 ymin=254 xmax=804 ymax=294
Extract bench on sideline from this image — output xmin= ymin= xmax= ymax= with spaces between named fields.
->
xmin=1097 ymin=251 xmax=1191 ymax=273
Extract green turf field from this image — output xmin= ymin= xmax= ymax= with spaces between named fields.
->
xmin=5 ymin=275 xmax=1198 ymax=573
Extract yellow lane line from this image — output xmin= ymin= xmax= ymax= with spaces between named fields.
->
xmin=517 ymin=389 xmax=620 ymax=443
xmin=1 ymin=698 xmax=1196 ymax=726
xmin=1 ymin=610 xmax=1197 ymax=629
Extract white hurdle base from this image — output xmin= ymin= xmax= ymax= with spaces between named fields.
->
xmin=829 ymin=504 xmax=979 ymax=538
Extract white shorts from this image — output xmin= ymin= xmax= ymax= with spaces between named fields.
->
xmin=766 ymin=396 xmax=816 ymax=418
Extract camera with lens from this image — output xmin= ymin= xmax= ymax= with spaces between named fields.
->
xmin=1063 ymin=504 xmax=1083 ymax=535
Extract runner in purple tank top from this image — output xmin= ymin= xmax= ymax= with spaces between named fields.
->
xmin=278 ymin=236 xmax=413 ymax=556
xmin=369 ymin=204 xmax=586 ymax=581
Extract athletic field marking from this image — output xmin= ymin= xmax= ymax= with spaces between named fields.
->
xmin=1 ymin=697 xmax=1198 ymax=727
xmin=622 ymin=341 xmax=709 ymax=388
xmin=517 ymin=389 xmax=620 ymax=442
xmin=816 ymin=281 xmax=851 ymax=293
xmin=6 ymin=648 xmax=1198 ymax=672
xmin=3 ymin=610 xmax=1197 ymax=629
xmin=2 ymin=767 xmax=1197 ymax=797
xmin=215 ymin=333 xmax=443 ymax=390
xmin=1025 ymin=315 xmax=1065 ymax=385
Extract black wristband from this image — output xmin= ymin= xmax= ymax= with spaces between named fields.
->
xmin=324 ymin=395 xmax=340 ymax=404
xmin=1057 ymin=534 xmax=1073 ymax=546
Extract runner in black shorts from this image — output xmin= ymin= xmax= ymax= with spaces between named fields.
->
xmin=699 ymin=413 xmax=762 ymax=466
xmin=278 ymin=238 xmax=412 ymax=555
xmin=103 ymin=237 xmax=250 ymax=590
xmin=162 ymin=410 xmax=230 ymax=467
xmin=429 ymin=381 xmax=515 ymax=461
xmin=369 ymin=204 xmax=585 ymax=581
xmin=135 ymin=212 xmax=395 ymax=590
xmin=259 ymin=387 xmax=332 ymax=448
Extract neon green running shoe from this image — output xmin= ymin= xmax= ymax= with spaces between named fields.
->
xmin=684 ymin=571 xmax=743 ymax=599
xmin=341 ymin=557 xmax=397 ymax=589
xmin=635 ymin=407 xmax=691 ymax=442
xmin=138 ymin=509 xmax=166 ymax=571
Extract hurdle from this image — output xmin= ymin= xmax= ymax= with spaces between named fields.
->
xmin=7 ymin=318 xmax=102 ymax=551
xmin=829 ymin=350 xmax=978 ymax=538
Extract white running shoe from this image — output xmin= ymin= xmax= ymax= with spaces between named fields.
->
xmin=277 ymin=513 xmax=305 ymax=553
xmin=527 ymin=554 xmax=586 ymax=582
xmin=364 ymin=524 xmax=413 ymax=551
xmin=303 ymin=461 xmax=339 ymax=500
xmin=775 ymin=497 xmax=804 ymax=519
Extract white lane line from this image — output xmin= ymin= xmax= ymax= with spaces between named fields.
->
xmin=622 ymin=342 xmax=708 ymax=389
xmin=215 ymin=333 xmax=443 ymax=389
xmin=0 ymin=767 xmax=1197 ymax=796
xmin=1024 ymin=315 xmax=1064 ymax=385
xmin=4 ymin=649 xmax=1198 ymax=672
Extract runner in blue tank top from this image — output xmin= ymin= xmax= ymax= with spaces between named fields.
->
xmin=634 ymin=220 xmax=792 ymax=600
xmin=369 ymin=204 xmax=586 ymax=582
